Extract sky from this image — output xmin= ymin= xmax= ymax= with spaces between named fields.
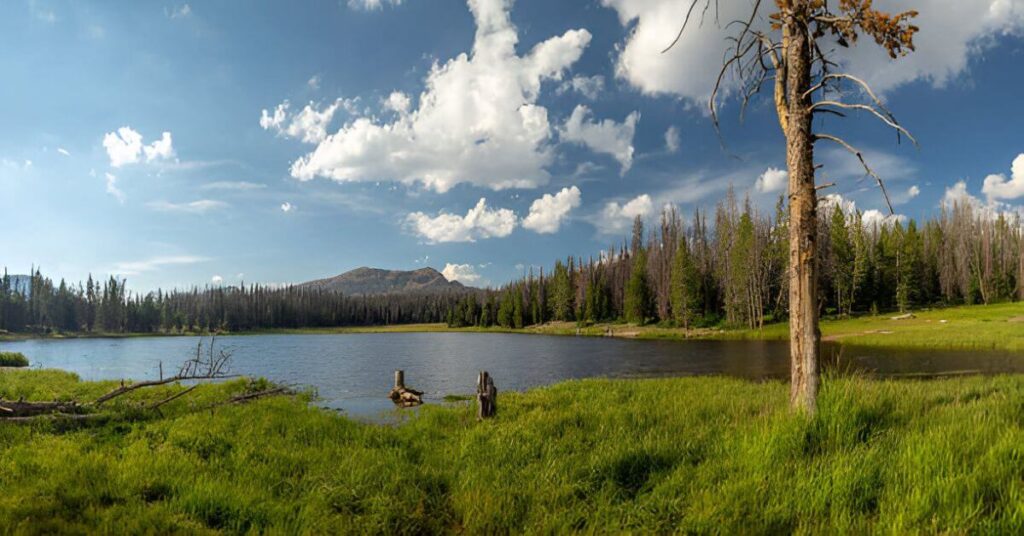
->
xmin=1 ymin=0 xmax=1023 ymax=292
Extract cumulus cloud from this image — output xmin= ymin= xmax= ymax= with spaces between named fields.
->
xmin=211 ymin=275 xmax=224 ymax=285
xmin=102 ymin=127 xmax=175 ymax=167
xmin=556 ymin=74 xmax=605 ymax=100
xmin=307 ymin=75 xmax=321 ymax=90
xmin=104 ymin=172 xmax=125 ymax=204
xmin=285 ymin=0 xmax=592 ymax=192
xmin=441 ymin=263 xmax=483 ymax=285
xmin=942 ymin=179 xmax=1024 ymax=221
xmin=260 ymin=100 xmax=348 ymax=144
xmin=280 ymin=202 xmax=295 ymax=213
xmin=147 ymin=199 xmax=228 ymax=213
xmin=383 ymin=91 xmax=411 ymax=114
xmin=405 ymin=198 xmax=517 ymax=243
xmin=822 ymin=193 xmax=906 ymax=227
xmin=522 ymin=186 xmax=582 ymax=234
xmin=601 ymin=0 xmax=1024 ymax=100
xmin=981 ymin=153 xmax=1024 ymax=202
xmin=560 ymin=105 xmax=639 ymax=175
xmin=755 ymin=167 xmax=788 ymax=193
xmin=595 ymin=194 xmax=653 ymax=235
xmin=664 ymin=126 xmax=680 ymax=153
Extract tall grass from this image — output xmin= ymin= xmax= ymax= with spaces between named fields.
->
xmin=0 ymin=352 xmax=29 ymax=367
xmin=4 ymin=369 xmax=1024 ymax=532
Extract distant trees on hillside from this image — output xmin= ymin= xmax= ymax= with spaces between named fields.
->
xmin=0 ymin=272 xmax=462 ymax=334
xmin=446 ymin=192 xmax=1024 ymax=330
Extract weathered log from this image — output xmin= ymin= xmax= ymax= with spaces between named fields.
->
xmin=476 ymin=371 xmax=497 ymax=420
xmin=0 ymin=400 xmax=84 ymax=418
xmin=388 ymin=369 xmax=423 ymax=407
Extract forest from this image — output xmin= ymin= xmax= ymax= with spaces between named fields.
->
xmin=0 ymin=273 xmax=462 ymax=334
xmin=446 ymin=191 xmax=1024 ymax=330
xmin=1 ymin=191 xmax=1021 ymax=336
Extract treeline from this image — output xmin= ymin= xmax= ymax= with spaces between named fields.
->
xmin=0 ymin=273 xmax=463 ymax=334
xmin=447 ymin=191 xmax=1024 ymax=330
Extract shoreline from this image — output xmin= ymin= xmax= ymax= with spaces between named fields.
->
xmin=3 ymin=301 xmax=1022 ymax=351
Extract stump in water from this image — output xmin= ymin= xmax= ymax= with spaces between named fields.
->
xmin=476 ymin=371 xmax=497 ymax=420
xmin=388 ymin=369 xmax=423 ymax=408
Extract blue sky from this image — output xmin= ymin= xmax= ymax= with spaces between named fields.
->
xmin=1 ymin=0 xmax=1022 ymax=291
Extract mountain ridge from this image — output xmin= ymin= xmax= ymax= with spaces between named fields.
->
xmin=298 ymin=266 xmax=470 ymax=295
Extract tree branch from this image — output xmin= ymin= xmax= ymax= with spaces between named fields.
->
xmin=813 ymin=133 xmax=895 ymax=214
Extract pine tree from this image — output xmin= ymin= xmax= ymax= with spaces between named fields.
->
xmin=670 ymin=235 xmax=701 ymax=332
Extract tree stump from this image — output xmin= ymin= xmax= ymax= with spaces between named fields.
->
xmin=388 ymin=369 xmax=423 ymax=407
xmin=476 ymin=371 xmax=497 ymax=420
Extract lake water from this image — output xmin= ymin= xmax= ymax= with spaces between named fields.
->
xmin=3 ymin=333 xmax=1024 ymax=418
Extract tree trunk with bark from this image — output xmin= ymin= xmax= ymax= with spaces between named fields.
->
xmin=781 ymin=9 xmax=820 ymax=413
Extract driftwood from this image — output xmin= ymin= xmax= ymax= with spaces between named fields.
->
xmin=388 ymin=370 xmax=423 ymax=407
xmin=476 ymin=371 xmax=497 ymax=420
xmin=0 ymin=337 xmax=288 ymax=422
xmin=94 ymin=337 xmax=233 ymax=406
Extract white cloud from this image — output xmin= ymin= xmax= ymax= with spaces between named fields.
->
xmin=442 ymin=263 xmax=482 ymax=285
xmin=383 ymin=91 xmax=411 ymax=114
xmin=104 ymin=172 xmax=125 ymax=204
xmin=556 ymin=74 xmax=605 ymax=100
xmin=907 ymin=185 xmax=921 ymax=198
xmin=348 ymin=0 xmax=402 ymax=9
xmin=405 ymin=198 xmax=517 ymax=243
xmin=755 ymin=167 xmax=788 ymax=193
xmin=595 ymin=193 xmax=653 ymax=235
xmin=560 ymin=104 xmax=639 ymax=175
xmin=110 ymin=255 xmax=208 ymax=276
xmin=280 ymin=202 xmax=295 ymax=212
xmin=601 ymin=0 xmax=1024 ymax=100
xmin=942 ymin=179 xmax=1023 ymax=221
xmin=307 ymin=75 xmax=321 ymax=90
xmin=102 ymin=127 xmax=175 ymax=167
xmin=211 ymin=275 xmax=224 ymax=285
xmin=260 ymin=100 xmax=345 ymax=144
xmin=200 ymin=181 xmax=267 ymax=191
xmin=143 ymin=132 xmax=175 ymax=162
xmin=664 ymin=126 xmax=680 ymax=154
xmin=522 ymin=186 xmax=581 ymax=234
xmin=147 ymin=199 xmax=228 ymax=214
xmin=981 ymin=153 xmax=1024 ymax=202
xmin=57 ymin=147 xmax=71 ymax=157
xmin=823 ymin=193 xmax=906 ymax=227
xmin=286 ymin=0 xmax=592 ymax=192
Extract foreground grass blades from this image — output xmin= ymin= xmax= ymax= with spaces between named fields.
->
xmin=4 ymin=369 xmax=1024 ymax=533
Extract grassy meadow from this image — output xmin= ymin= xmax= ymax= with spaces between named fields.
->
xmin=253 ymin=301 xmax=1024 ymax=351
xmin=5 ymin=368 xmax=1024 ymax=533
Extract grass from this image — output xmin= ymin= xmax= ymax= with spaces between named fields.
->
xmin=0 ymin=352 xmax=29 ymax=367
xmin=246 ymin=301 xmax=1024 ymax=352
xmin=5 ymin=368 xmax=1024 ymax=532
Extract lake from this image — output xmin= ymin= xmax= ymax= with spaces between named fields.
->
xmin=4 ymin=333 xmax=1024 ymax=418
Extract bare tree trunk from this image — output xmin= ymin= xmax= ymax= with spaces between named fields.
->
xmin=783 ymin=12 xmax=820 ymax=412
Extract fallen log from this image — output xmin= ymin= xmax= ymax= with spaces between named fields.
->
xmin=388 ymin=370 xmax=423 ymax=407
xmin=0 ymin=400 xmax=84 ymax=418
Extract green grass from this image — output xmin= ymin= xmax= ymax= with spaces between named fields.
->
xmin=255 ymin=301 xmax=1024 ymax=351
xmin=0 ymin=352 xmax=29 ymax=367
xmin=5 ymin=369 xmax=1024 ymax=532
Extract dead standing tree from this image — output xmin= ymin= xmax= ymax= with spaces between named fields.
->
xmin=668 ymin=0 xmax=919 ymax=412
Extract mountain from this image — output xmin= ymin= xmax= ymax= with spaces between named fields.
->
xmin=299 ymin=267 xmax=469 ymax=295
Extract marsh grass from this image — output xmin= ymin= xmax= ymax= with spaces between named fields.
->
xmin=0 ymin=352 xmax=29 ymax=367
xmin=4 ymin=369 xmax=1024 ymax=532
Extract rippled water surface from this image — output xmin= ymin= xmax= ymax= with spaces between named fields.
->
xmin=4 ymin=333 xmax=1023 ymax=418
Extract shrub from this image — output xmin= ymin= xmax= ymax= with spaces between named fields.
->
xmin=0 ymin=352 xmax=29 ymax=367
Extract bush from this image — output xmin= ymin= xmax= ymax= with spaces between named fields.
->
xmin=0 ymin=352 xmax=29 ymax=367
